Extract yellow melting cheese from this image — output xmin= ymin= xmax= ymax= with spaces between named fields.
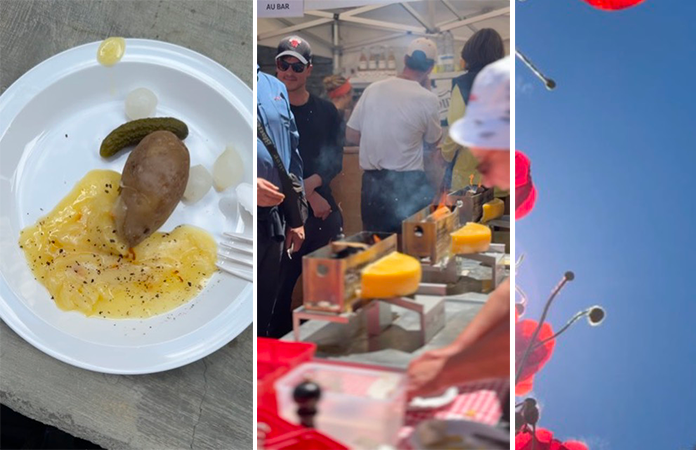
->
xmin=451 ymin=222 xmax=491 ymax=255
xmin=360 ymin=252 xmax=421 ymax=299
xmin=19 ymin=170 xmax=217 ymax=318
xmin=97 ymin=37 xmax=126 ymax=66
xmin=481 ymin=198 xmax=504 ymax=223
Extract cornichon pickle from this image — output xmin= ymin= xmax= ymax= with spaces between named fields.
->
xmin=100 ymin=117 xmax=188 ymax=157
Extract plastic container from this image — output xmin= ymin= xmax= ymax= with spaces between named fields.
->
xmin=259 ymin=408 xmax=348 ymax=450
xmin=258 ymin=408 xmax=301 ymax=442
xmin=265 ymin=429 xmax=349 ymax=450
xmin=436 ymin=33 xmax=446 ymax=72
xmin=377 ymin=46 xmax=387 ymax=70
xmin=359 ymin=47 xmax=368 ymax=71
xmin=387 ymin=47 xmax=396 ymax=71
xmin=257 ymin=338 xmax=317 ymax=412
xmin=368 ymin=46 xmax=378 ymax=71
xmin=275 ymin=361 xmax=406 ymax=449
xmin=444 ymin=31 xmax=455 ymax=72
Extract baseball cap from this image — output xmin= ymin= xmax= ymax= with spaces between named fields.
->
xmin=276 ymin=36 xmax=312 ymax=65
xmin=405 ymin=38 xmax=437 ymax=69
xmin=407 ymin=38 xmax=437 ymax=61
xmin=449 ymin=56 xmax=510 ymax=150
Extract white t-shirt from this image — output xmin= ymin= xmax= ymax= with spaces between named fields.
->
xmin=347 ymin=77 xmax=442 ymax=172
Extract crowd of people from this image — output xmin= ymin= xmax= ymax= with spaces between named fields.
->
xmin=257 ymin=30 xmax=510 ymax=396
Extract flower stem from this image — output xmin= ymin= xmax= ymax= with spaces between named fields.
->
xmin=532 ymin=424 xmax=538 ymax=450
xmin=516 ymin=284 xmax=528 ymax=306
xmin=532 ymin=309 xmax=590 ymax=348
xmin=515 ymin=272 xmax=573 ymax=384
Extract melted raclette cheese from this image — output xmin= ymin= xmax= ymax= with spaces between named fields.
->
xmin=19 ymin=170 xmax=217 ymax=318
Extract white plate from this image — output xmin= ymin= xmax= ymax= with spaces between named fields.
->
xmin=411 ymin=419 xmax=509 ymax=450
xmin=0 ymin=39 xmax=253 ymax=374
xmin=409 ymin=387 xmax=459 ymax=411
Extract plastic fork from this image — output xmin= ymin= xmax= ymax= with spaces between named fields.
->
xmin=217 ymin=231 xmax=253 ymax=282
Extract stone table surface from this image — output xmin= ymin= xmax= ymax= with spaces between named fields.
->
xmin=0 ymin=1 xmax=253 ymax=449
xmin=285 ymin=292 xmax=489 ymax=370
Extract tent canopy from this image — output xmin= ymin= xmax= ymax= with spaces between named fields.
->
xmin=258 ymin=0 xmax=510 ymax=67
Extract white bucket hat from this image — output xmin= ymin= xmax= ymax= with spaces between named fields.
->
xmin=449 ymin=56 xmax=510 ymax=150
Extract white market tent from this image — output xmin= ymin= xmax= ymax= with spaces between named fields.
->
xmin=258 ymin=0 xmax=510 ymax=74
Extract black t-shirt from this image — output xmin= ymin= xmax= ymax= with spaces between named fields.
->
xmin=291 ymin=94 xmax=343 ymax=210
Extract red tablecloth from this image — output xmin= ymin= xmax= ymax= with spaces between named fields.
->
xmin=398 ymin=379 xmax=509 ymax=449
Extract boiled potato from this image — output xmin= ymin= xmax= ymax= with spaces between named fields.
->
xmin=114 ymin=130 xmax=190 ymax=247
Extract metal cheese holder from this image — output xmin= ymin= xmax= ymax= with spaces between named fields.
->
xmin=401 ymin=186 xmax=507 ymax=295
xmin=291 ymin=186 xmax=509 ymax=351
xmin=293 ymin=282 xmax=446 ymax=350
xmin=293 ymin=231 xmax=442 ymax=349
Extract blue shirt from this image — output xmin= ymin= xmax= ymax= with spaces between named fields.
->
xmin=257 ymin=67 xmax=303 ymax=189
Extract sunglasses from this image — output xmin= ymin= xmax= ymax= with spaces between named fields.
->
xmin=276 ymin=58 xmax=308 ymax=73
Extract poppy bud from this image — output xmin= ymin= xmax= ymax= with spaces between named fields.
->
xmin=564 ymin=271 xmax=575 ymax=281
xmin=524 ymin=398 xmax=537 ymax=407
xmin=522 ymin=398 xmax=539 ymax=426
xmin=588 ymin=306 xmax=606 ymax=326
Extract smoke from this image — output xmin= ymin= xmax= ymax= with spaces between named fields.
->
xmin=312 ymin=142 xmax=342 ymax=184
xmin=363 ymin=170 xmax=435 ymax=227
xmin=393 ymin=181 xmax=434 ymax=220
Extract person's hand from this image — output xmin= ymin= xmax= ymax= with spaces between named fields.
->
xmin=334 ymin=94 xmax=353 ymax=111
xmin=285 ymin=226 xmax=305 ymax=253
xmin=407 ymin=321 xmax=509 ymax=400
xmin=308 ymin=192 xmax=332 ymax=220
xmin=406 ymin=344 xmax=460 ymax=400
xmin=257 ymin=178 xmax=284 ymax=207
xmin=303 ymin=174 xmax=322 ymax=198
xmin=407 ymin=280 xmax=511 ymax=400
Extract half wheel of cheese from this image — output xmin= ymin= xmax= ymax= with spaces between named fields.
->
xmin=451 ymin=222 xmax=492 ymax=254
xmin=481 ymin=198 xmax=505 ymax=223
xmin=360 ymin=252 xmax=422 ymax=299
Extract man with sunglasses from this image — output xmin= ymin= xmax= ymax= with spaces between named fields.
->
xmin=407 ymin=56 xmax=511 ymax=401
xmin=271 ymin=36 xmax=344 ymax=338
xmin=346 ymin=38 xmax=442 ymax=234
xmin=257 ymin=64 xmax=305 ymax=337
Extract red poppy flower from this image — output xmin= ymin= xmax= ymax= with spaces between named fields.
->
xmin=516 ymin=376 xmax=535 ymax=396
xmin=515 ymin=151 xmax=531 ymax=188
xmin=582 ymin=0 xmax=645 ymax=10
xmin=516 ymin=428 xmax=589 ymax=450
xmin=515 ymin=320 xmax=555 ymax=396
xmin=515 ymin=151 xmax=537 ymax=219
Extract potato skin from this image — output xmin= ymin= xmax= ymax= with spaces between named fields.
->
xmin=114 ymin=130 xmax=190 ymax=247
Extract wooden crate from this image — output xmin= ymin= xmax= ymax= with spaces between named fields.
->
xmin=330 ymin=147 xmax=363 ymax=236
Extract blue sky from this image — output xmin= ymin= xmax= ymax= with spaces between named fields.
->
xmin=516 ymin=0 xmax=696 ymax=448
